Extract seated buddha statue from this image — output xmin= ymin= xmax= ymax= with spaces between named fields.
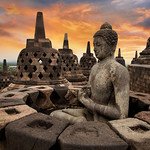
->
xmin=50 ymin=22 xmax=130 ymax=124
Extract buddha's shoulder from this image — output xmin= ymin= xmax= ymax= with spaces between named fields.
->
xmin=109 ymin=59 xmax=129 ymax=78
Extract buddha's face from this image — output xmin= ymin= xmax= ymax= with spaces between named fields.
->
xmin=93 ymin=37 xmax=112 ymax=60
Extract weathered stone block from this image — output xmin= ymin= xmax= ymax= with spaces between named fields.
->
xmin=58 ymin=121 xmax=128 ymax=150
xmin=0 ymin=105 xmax=36 ymax=133
xmin=18 ymin=88 xmax=39 ymax=101
xmin=6 ymin=113 xmax=68 ymax=150
xmin=130 ymin=91 xmax=150 ymax=105
xmin=135 ymin=111 xmax=150 ymax=124
xmin=28 ymin=85 xmax=54 ymax=109
xmin=128 ymin=64 xmax=150 ymax=93
xmin=129 ymin=91 xmax=150 ymax=117
xmin=0 ymin=90 xmax=27 ymax=108
xmin=1 ymin=83 xmax=26 ymax=93
xmin=109 ymin=118 xmax=150 ymax=150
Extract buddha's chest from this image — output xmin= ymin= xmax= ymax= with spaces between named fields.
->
xmin=90 ymin=66 xmax=113 ymax=102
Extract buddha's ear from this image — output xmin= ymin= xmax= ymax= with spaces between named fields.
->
xmin=109 ymin=48 xmax=115 ymax=56
xmin=111 ymin=45 xmax=117 ymax=54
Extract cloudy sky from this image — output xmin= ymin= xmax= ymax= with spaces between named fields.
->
xmin=0 ymin=0 xmax=149 ymax=64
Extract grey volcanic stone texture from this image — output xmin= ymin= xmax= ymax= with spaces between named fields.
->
xmin=128 ymin=64 xmax=150 ymax=93
xmin=135 ymin=111 xmax=150 ymax=124
xmin=58 ymin=121 xmax=128 ymax=150
xmin=0 ymin=90 xmax=26 ymax=108
xmin=109 ymin=118 xmax=150 ymax=150
xmin=6 ymin=113 xmax=69 ymax=150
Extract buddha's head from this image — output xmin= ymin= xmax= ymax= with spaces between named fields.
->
xmin=93 ymin=22 xmax=118 ymax=60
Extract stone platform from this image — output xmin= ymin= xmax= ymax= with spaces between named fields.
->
xmin=0 ymin=85 xmax=150 ymax=149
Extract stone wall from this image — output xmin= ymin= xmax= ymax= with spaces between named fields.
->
xmin=128 ymin=64 xmax=150 ymax=93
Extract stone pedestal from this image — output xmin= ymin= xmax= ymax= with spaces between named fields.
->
xmin=0 ymin=105 xmax=36 ymax=147
xmin=109 ymin=118 xmax=150 ymax=150
xmin=6 ymin=113 xmax=68 ymax=150
xmin=0 ymin=105 xmax=36 ymax=130
xmin=58 ymin=121 xmax=128 ymax=150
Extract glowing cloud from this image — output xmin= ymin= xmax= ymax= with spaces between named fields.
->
xmin=0 ymin=0 xmax=149 ymax=64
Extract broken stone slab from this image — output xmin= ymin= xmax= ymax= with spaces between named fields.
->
xmin=109 ymin=118 xmax=150 ymax=150
xmin=0 ymin=90 xmax=27 ymax=108
xmin=135 ymin=111 xmax=150 ymax=125
xmin=6 ymin=113 xmax=69 ymax=150
xmin=58 ymin=121 xmax=128 ymax=150
xmin=0 ymin=105 xmax=36 ymax=136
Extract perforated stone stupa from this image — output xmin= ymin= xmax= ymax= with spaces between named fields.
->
xmin=115 ymin=48 xmax=126 ymax=66
xmin=80 ymin=41 xmax=96 ymax=77
xmin=133 ymin=37 xmax=150 ymax=65
xmin=3 ymin=59 xmax=8 ymax=75
xmin=0 ymin=59 xmax=11 ymax=90
xmin=131 ymin=51 xmax=138 ymax=64
xmin=16 ymin=12 xmax=66 ymax=85
xmin=58 ymin=33 xmax=86 ymax=84
xmin=128 ymin=37 xmax=150 ymax=93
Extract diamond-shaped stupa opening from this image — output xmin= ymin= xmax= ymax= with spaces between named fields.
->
xmin=15 ymin=12 xmax=66 ymax=85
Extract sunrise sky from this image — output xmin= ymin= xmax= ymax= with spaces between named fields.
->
xmin=0 ymin=0 xmax=149 ymax=64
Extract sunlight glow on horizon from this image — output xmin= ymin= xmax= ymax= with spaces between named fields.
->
xmin=0 ymin=0 xmax=149 ymax=64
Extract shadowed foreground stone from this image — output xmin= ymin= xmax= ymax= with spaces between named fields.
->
xmin=129 ymin=91 xmax=150 ymax=117
xmin=109 ymin=118 xmax=150 ymax=150
xmin=58 ymin=121 xmax=128 ymax=150
xmin=6 ymin=113 xmax=69 ymax=150
xmin=135 ymin=111 xmax=150 ymax=124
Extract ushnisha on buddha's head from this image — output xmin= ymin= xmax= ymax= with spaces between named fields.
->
xmin=93 ymin=22 xmax=118 ymax=61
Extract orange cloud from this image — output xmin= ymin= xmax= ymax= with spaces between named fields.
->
xmin=5 ymin=3 xmax=20 ymax=15
xmin=0 ymin=1 xmax=149 ymax=65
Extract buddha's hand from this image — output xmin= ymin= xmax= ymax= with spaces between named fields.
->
xmin=78 ymin=88 xmax=86 ymax=103
xmin=78 ymin=89 xmax=94 ymax=110
xmin=81 ymin=86 xmax=91 ymax=97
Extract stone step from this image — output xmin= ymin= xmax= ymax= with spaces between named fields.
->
xmin=58 ymin=121 xmax=128 ymax=150
xmin=5 ymin=113 xmax=69 ymax=150
xmin=109 ymin=118 xmax=150 ymax=150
